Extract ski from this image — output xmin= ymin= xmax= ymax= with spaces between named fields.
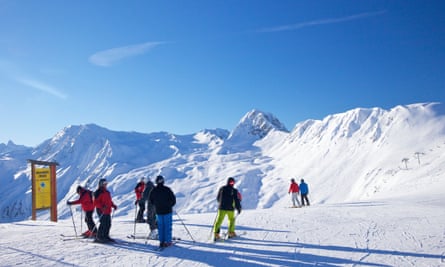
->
xmin=90 ymin=238 xmax=165 ymax=253
xmin=127 ymin=234 xmax=181 ymax=241
xmin=60 ymin=234 xmax=82 ymax=241
xmin=62 ymin=237 xmax=79 ymax=241
xmin=156 ymin=241 xmax=177 ymax=252
xmin=127 ymin=234 xmax=158 ymax=240
xmin=93 ymin=238 xmax=119 ymax=244
xmin=60 ymin=234 xmax=78 ymax=238
xmin=91 ymin=238 xmax=136 ymax=246
xmin=213 ymin=231 xmax=246 ymax=243
xmin=61 ymin=234 xmax=96 ymax=241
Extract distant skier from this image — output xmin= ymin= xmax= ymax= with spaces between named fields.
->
xmin=288 ymin=178 xmax=301 ymax=208
xmin=149 ymin=175 xmax=176 ymax=248
xmin=299 ymin=179 xmax=310 ymax=206
xmin=213 ymin=177 xmax=242 ymax=241
xmin=142 ymin=177 xmax=158 ymax=239
xmin=134 ymin=178 xmax=146 ymax=223
xmin=94 ymin=178 xmax=117 ymax=243
xmin=67 ymin=185 xmax=96 ymax=237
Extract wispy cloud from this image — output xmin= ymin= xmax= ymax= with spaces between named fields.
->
xmin=17 ymin=78 xmax=68 ymax=99
xmin=257 ymin=10 xmax=387 ymax=33
xmin=89 ymin=41 xmax=165 ymax=67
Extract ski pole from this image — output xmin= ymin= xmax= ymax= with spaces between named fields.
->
xmin=80 ymin=208 xmax=83 ymax=234
xmin=209 ymin=211 xmax=218 ymax=241
xmin=69 ymin=205 xmax=78 ymax=238
xmin=91 ymin=212 xmax=103 ymax=236
xmin=174 ymin=210 xmax=195 ymax=242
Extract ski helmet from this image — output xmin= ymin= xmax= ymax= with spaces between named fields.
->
xmin=99 ymin=178 xmax=107 ymax=187
xmin=155 ymin=175 xmax=164 ymax=185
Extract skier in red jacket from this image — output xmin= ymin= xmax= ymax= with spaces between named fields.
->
xmin=288 ymin=178 xmax=301 ymax=208
xmin=67 ymin=186 xmax=97 ymax=237
xmin=94 ymin=179 xmax=117 ymax=243
xmin=134 ymin=178 xmax=146 ymax=223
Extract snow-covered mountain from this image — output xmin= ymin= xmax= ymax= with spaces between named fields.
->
xmin=1 ymin=103 xmax=444 ymax=223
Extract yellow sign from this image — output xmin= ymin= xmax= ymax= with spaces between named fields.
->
xmin=34 ymin=168 xmax=51 ymax=209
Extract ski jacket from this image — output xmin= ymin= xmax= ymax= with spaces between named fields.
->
xmin=94 ymin=187 xmax=116 ymax=215
xmin=217 ymin=185 xmax=242 ymax=212
xmin=134 ymin=181 xmax=145 ymax=200
xmin=71 ymin=188 xmax=94 ymax=212
xmin=299 ymin=182 xmax=309 ymax=194
xmin=288 ymin=182 xmax=300 ymax=193
xmin=149 ymin=184 xmax=176 ymax=215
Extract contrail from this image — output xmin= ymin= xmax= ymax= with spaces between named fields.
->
xmin=257 ymin=10 xmax=387 ymax=33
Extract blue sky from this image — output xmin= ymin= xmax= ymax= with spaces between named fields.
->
xmin=1 ymin=1 xmax=444 ymax=146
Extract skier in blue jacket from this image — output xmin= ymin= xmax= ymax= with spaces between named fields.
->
xmin=299 ymin=179 xmax=310 ymax=206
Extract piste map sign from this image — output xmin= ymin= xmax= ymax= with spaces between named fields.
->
xmin=34 ymin=168 xmax=51 ymax=209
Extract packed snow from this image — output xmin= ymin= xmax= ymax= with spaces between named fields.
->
xmin=1 ymin=102 xmax=445 ymax=266
xmin=1 ymin=196 xmax=444 ymax=266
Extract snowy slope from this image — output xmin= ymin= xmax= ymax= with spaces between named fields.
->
xmin=0 ymin=196 xmax=444 ymax=266
xmin=257 ymin=103 xmax=445 ymax=207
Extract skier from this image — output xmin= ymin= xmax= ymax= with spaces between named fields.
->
xmin=213 ymin=177 xmax=242 ymax=241
xmin=134 ymin=178 xmax=146 ymax=223
xmin=67 ymin=185 xmax=97 ymax=237
xmin=93 ymin=178 xmax=117 ymax=243
xmin=149 ymin=175 xmax=176 ymax=248
xmin=142 ymin=178 xmax=158 ymax=239
xmin=299 ymin=179 xmax=310 ymax=206
xmin=288 ymin=178 xmax=301 ymax=208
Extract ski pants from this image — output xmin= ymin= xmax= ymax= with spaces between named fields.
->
xmin=156 ymin=213 xmax=172 ymax=243
xmin=291 ymin=192 xmax=301 ymax=207
xmin=213 ymin=209 xmax=236 ymax=234
xmin=98 ymin=214 xmax=111 ymax=239
xmin=146 ymin=204 xmax=157 ymax=231
xmin=301 ymin=193 xmax=310 ymax=206
xmin=84 ymin=210 xmax=96 ymax=233
xmin=136 ymin=200 xmax=145 ymax=221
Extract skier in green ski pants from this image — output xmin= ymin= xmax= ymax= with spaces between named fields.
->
xmin=213 ymin=177 xmax=242 ymax=240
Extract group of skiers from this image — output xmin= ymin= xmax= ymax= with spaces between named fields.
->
xmin=68 ymin=175 xmax=310 ymax=247
xmin=67 ymin=175 xmax=176 ymax=247
xmin=288 ymin=178 xmax=310 ymax=207
xmin=67 ymin=178 xmax=117 ymax=242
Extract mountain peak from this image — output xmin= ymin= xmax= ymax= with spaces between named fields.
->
xmin=217 ymin=109 xmax=288 ymax=154
xmin=233 ymin=109 xmax=288 ymax=139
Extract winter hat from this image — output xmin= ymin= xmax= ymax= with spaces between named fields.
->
xmin=99 ymin=178 xmax=107 ymax=187
xmin=300 ymin=179 xmax=304 ymax=183
xmin=227 ymin=177 xmax=235 ymax=186
xmin=76 ymin=185 xmax=82 ymax=193
xmin=155 ymin=175 xmax=164 ymax=185
xmin=291 ymin=178 xmax=295 ymax=183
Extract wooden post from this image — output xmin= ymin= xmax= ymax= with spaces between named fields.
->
xmin=31 ymin=163 xmax=36 ymax=221
xmin=50 ymin=164 xmax=58 ymax=222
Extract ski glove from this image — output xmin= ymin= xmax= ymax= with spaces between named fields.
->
xmin=66 ymin=201 xmax=72 ymax=205
xmin=112 ymin=204 xmax=117 ymax=210
xmin=237 ymin=208 xmax=241 ymax=215
xmin=134 ymin=200 xmax=138 ymax=205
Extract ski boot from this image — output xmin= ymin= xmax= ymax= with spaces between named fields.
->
xmin=214 ymin=233 xmax=221 ymax=241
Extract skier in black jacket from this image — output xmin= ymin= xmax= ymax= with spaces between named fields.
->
xmin=213 ymin=177 xmax=242 ymax=241
xmin=149 ymin=175 xmax=176 ymax=248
